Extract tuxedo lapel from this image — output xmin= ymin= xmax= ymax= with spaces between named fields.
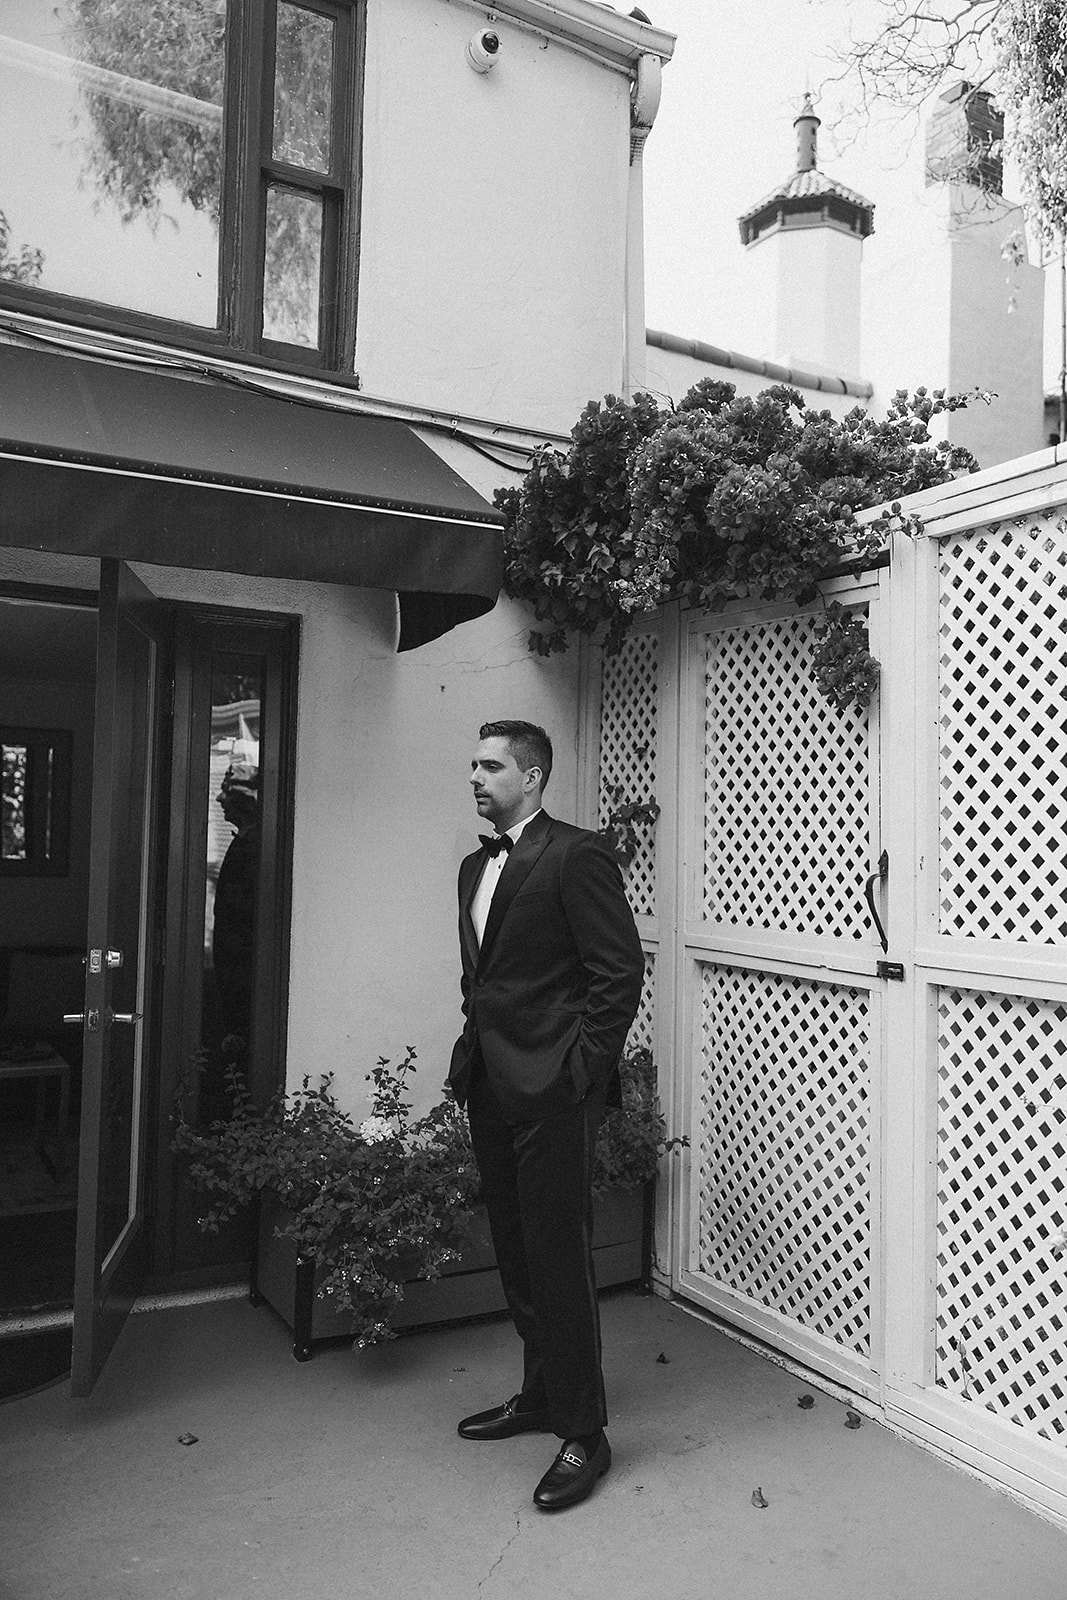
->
xmin=478 ymin=812 xmax=552 ymax=960
xmin=459 ymin=852 xmax=483 ymax=972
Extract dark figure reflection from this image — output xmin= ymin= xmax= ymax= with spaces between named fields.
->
xmin=202 ymin=762 xmax=260 ymax=1121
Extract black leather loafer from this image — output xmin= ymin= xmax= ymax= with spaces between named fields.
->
xmin=457 ymin=1394 xmax=552 ymax=1440
xmin=532 ymin=1433 xmax=611 ymax=1511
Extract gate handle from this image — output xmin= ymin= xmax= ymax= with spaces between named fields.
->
xmin=864 ymin=849 xmax=889 ymax=953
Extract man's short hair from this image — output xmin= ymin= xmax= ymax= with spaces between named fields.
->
xmin=479 ymin=720 xmax=553 ymax=791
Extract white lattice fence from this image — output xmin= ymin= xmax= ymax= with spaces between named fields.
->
xmin=931 ymin=510 xmax=1067 ymax=1450
xmin=641 ymin=477 xmax=1067 ymax=1514
xmin=935 ymin=986 xmax=1067 ymax=1440
xmin=704 ymin=612 xmax=872 ymax=939
xmin=598 ymin=629 xmax=658 ymax=918
xmin=627 ymin=952 xmax=656 ymax=1056
xmin=696 ymin=964 xmax=872 ymax=1356
xmin=937 ymin=517 xmax=1067 ymax=944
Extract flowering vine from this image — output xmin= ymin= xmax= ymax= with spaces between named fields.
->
xmin=498 ymin=380 xmax=982 ymax=707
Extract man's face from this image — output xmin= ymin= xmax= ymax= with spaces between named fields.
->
xmin=470 ymin=737 xmax=537 ymax=832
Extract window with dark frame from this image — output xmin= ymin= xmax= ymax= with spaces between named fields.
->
xmin=0 ymin=0 xmax=362 ymax=373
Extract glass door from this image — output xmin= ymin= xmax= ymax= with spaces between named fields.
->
xmin=154 ymin=612 xmax=295 ymax=1281
xmin=70 ymin=561 xmax=167 ymax=1395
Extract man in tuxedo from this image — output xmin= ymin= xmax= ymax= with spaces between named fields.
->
xmin=449 ymin=720 xmax=645 ymax=1511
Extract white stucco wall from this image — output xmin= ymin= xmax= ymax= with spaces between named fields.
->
xmin=0 ymin=0 xmax=660 ymax=1127
xmin=744 ymin=225 xmax=866 ymax=381
xmin=355 ymin=0 xmax=633 ymax=432
xmin=863 ymin=186 xmax=1045 ymax=468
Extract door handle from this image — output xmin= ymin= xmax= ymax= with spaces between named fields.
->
xmin=63 ymin=1010 xmax=100 ymax=1031
xmin=62 ymin=1008 xmax=140 ymax=1028
xmin=864 ymin=848 xmax=889 ymax=953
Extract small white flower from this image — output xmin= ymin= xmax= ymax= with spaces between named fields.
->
xmin=359 ymin=1115 xmax=393 ymax=1144
xmin=1050 ymin=1226 xmax=1067 ymax=1260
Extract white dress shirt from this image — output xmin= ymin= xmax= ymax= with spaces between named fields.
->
xmin=470 ymin=809 xmax=541 ymax=946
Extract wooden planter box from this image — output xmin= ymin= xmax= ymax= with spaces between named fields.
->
xmin=251 ymin=1185 xmax=652 ymax=1361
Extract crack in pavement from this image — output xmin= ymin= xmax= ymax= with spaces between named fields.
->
xmin=477 ymin=1515 xmax=523 ymax=1592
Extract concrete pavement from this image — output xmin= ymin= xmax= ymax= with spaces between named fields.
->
xmin=2 ymin=1291 xmax=1064 ymax=1599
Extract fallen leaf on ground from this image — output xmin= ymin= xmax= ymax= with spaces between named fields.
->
xmin=751 ymin=1487 xmax=769 ymax=1508
xmin=797 ymin=1394 xmax=815 ymax=1409
xmin=845 ymin=1410 xmax=863 ymax=1429
xmin=655 ymin=1351 xmax=670 ymax=1364
xmin=177 ymin=1434 xmax=199 ymax=1447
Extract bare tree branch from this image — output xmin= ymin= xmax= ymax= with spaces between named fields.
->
xmin=823 ymin=1 xmax=1067 ymax=242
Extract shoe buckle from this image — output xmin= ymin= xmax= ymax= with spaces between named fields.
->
xmin=561 ymin=1449 xmax=584 ymax=1469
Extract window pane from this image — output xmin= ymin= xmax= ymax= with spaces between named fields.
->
xmin=0 ymin=1 xmax=226 ymax=325
xmin=262 ymin=186 xmax=322 ymax=347
xmin=2 ymin=745 xmax=28 ymax=860
xmin=198 ymin=654 xmax=263 ymax=1126
xmin=273 ymin=3 xmax=333 ymax=173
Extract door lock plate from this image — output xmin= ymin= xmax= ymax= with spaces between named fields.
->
xmin=877 ymin=960 xmax=905 ymax=981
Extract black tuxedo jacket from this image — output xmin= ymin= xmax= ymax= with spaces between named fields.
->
xmin=449 ymin=810 xmax=645 ymax=1124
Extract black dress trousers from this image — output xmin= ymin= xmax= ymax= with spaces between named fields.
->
xmin=466 ymin=1053 xmax=608 ymax=1440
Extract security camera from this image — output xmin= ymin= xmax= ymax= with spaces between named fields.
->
xmin=466 ymin=28 xmax=501 ymax=73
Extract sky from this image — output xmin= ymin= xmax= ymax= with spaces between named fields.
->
xmin=639 ymin=0 xmax=1062 ymax=387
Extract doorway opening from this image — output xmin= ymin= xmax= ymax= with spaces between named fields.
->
xmin=0 ymin=586 xmax=297 ymax=1363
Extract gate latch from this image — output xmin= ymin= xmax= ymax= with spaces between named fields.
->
xmin=876 ymin=960 xmax=905 ymax=981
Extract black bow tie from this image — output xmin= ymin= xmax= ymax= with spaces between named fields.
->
xmin=480 ymin=833 xmax=513 ymax=857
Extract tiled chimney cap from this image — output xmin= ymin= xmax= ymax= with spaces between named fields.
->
xmin=738 ymin=95 xmax=875 ymax=245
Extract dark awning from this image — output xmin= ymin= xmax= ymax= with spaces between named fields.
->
xmin=0 ymin=342 xmax=504 ymax=649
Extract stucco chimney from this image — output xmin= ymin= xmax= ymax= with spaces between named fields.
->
xmin=926 ymin=83 xmax=1004 ymax=193
xmin=737 ymin=97 xmax=874 ymax=378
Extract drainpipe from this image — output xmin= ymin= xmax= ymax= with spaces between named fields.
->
xmin=625 ymin=52 xmax=662 ymax=398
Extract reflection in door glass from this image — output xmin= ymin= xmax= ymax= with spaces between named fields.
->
xmin=198 ymin=654 xmax=263 ymax=1125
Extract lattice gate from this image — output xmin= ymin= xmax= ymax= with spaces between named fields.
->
xmin=879 ymin=496 xmax=1067 ymax=1519
xmin=586 ymin=455 xmax=1067 ymax=1521
xmin=678 ymin=578 xmax=886 ymax=1397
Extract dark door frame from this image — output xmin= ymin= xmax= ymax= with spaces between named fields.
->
xmin=150 ymin=606 xmax=298 ymax=1288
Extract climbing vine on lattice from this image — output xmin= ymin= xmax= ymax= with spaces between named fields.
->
xmin=498 ymin=381 xmax=983 ymax=709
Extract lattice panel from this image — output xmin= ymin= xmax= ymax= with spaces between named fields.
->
xmin=938 ymin=517 xmax=1067 ymax=944
xmin=695 ymin=965 xmax=872 ymax=1355
xmin=704 ymin=613 xmax=872 ymax=939
xmin=627 ymin=952 xmax=656 ymax=1055
xmin=599 ymin=630 xmax=659 ymax=917
xmin=935 ymin=987 xmax=1067 ymax=1440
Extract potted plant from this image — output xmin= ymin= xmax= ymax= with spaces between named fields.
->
xmin=175 ymin=1045 xmax=684 ymax=1359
